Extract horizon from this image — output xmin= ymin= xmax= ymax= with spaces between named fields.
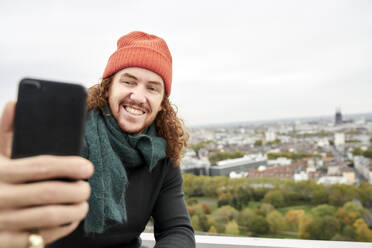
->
xmin=190 ymin=110 xmax=372 ymax=128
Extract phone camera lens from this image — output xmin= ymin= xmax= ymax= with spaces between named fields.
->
xmin=22 ymin=79 xmax=41 ymax=90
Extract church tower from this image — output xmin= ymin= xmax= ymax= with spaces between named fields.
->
xmin=335 ymin=108 xmax=342 ymax=125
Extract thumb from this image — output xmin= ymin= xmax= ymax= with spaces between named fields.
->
xmin=0 ymin=101 xmax=16 ymax=157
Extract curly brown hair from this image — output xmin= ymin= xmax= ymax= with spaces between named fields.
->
xmin=87 ymin=76 xmax=189 ymax=167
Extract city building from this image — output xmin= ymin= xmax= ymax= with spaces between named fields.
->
xmin=247 ymin=160 xmax=306 ymax=179
xmin=209 ymin=156 xmax=267 ymax=177
xmin=335 ymin=108 xmax=343 ymax=125
xmin=335 ymin=132 xmax=345 ymax=147
xmin=354 ymin=156 xmax=372 ymax=183
xmin=265 ymin=130 xmax=276 ymax=142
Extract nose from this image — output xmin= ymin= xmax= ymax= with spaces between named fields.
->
xmin=129 ymin=85 xmax=146 ymax=103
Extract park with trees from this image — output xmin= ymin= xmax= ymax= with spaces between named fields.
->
xmin=183 ymin=174 xmax=372 ymax=242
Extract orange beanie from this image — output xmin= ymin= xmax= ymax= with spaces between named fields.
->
xmin=102 ymin=31 xmax=173 ymax=96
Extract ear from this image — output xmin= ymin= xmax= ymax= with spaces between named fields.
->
xmin=105 ymin=85 xmax=111 ymax=98
xmin=159 ymin=95 xmax=167 ymax=111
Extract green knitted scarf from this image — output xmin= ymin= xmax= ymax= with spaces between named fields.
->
xmin=81 ymin=106 xmax=167 ymax=234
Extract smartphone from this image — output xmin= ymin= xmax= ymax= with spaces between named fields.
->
xmin=11 ymin=78 xmax=87 ymax=159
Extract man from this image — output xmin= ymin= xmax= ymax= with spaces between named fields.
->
xmin=0 ymin=31 xmax=195 ymax=248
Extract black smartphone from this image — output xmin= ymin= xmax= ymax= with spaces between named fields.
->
xmin=11 ymin=78 xmax=87 ymax=159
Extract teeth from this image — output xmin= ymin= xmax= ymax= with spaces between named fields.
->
xmin=125 ymin=106 xmax=145 ymax=115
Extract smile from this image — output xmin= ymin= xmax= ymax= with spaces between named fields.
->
xmin=124 ymin=105 xmax=145 ymax=116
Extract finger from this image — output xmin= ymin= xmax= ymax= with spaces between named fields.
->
xmin=0 ymin=221 xmax=80 ymax=248
xmin=0 ymin=180 xmax=91 ymax=209
xmin=0 ymin=101 xmax=15 ymax=133
xmin=40 ymin=221 xmax=80 ymax=244
xmin=0 ymin=202 xmax=89 ymax=230
xmin=0 ymin=101 xmax=16 ymax=158
xmin=0 ymin=231 xmax=28 ymax=248
xmin=0 ymin=155 xmax=94 ymax=183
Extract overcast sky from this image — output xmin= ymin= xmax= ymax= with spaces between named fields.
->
xmin=0 ymin=0 xmax=371 ymax=126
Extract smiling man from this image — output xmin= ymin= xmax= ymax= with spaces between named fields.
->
xmin=107 ymin=68 xmax=165 ymax=133
xmin=45 ymin=31 xmax=195 ymax=247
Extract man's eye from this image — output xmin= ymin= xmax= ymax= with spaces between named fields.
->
xmin=148 ymin=87 xmax=156 ymax=91
xmin=121 ymin=80 xmax=134 ymax=85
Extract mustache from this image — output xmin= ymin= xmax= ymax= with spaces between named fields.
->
xmin=120 ymin=99 xmax=150 ymax=112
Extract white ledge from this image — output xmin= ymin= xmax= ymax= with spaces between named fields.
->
xmin=140 ymin=233 xmax=372 ymax=248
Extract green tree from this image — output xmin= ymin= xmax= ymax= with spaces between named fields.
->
xmin=310 ymin=204 xmax=336 ymax=218
xmin=212 ymin=205 xmax=239 ymax=233
xmin=352 ymin=147 xmax=363 ymax=156
xmin=190 ymin=203 xmax=211 ymax=232
xmin=217 ymin=192 xmax=233 ymax=207
xmin=238 ymin=208 xmax=255 ymax=231
xmin=203 ymin=176 xmax=227 ymax=197
xmin=247 ymin=215 xmax=269 ymax=235
xmin=252 ymin=187 xmax=269 ymax=201
xmin=192 ymin=204 xmax=206 ymax=216
xmin=198 ymin=213 xmax=210 ymax=232
xmin=234 ymin=183 xmax=252 ymax=209
xmin=189 ymin=140 xmax=214 ymax=158
xmin=336 ymin=207 xmax=360 ymax=227
xmin=328 ymin=184 xmax=358 ymax=207
xmin=304 ymin=130 xmax=330 ymax=137
xmin=286 ymin=209 xmax=305 ymax=231
xmin=358 ymin=181 xmax=372 ymax=205
xmin=336 ymin=202 xmax=364 ymax=227
xmin=225 ymin=220 xmax=240 ymax=235
xmin=191 ymin=215 xmax=201 ymax=231
xmin=363 ymin=150 xmax=372 ymax=158
xmin=354 ymin=218 xmax=372 ymax=242
xmin=298 ymin=215 xmax=312 ymax=239
xmin=254 ymin=140 xmax=262 ymax=147
xmin=307 ymin=216 xmax=340 ymax=240
xmin=267 ymin=152 xmax=321 ymax=160
xmin=254 ymin=208 xmax=266 ymax=217
xmin=311 ymin=186 xmax=329 ymax=205
xmin=208 ymin=225 xmax=218 ymax=234
xmin=201 ymin=203 xmax=211 ymax=214
xmin=342 ymin=225 xmax=357 ymax=241
xmin=207 ymin=216 xmax=216 ymax=230
xmin=289 ymin=180 xmax=317 ymax=203
xmin=267 ymin=139 xmax=281 ymax=145
xmin=260 ymin=203 xmax=275 ymax=215
xmin=182 ymin=173 xmax=195 ymax=196
xmin=267 ymin=210 xmax=286 ymax=234
xmin=183 ymin=174 xmax=207 ymax=196
xmin=331 ymin=233 xmax=348 ymax=241
xmin=209 ymin=151 xmax=244 ymax=164
xmin=262 ymin=190 xmax=285 ymax=208
xmin=189 ymin=142 xmax=205 ymax=158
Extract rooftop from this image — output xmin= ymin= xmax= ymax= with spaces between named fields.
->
xmin=140 ymin=233 xmax=371 ymax=248
xmin=216 ymin=156 xmax=266 ymax=169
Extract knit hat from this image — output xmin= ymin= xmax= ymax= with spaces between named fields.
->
xmin=102 ymin=31 xmax=173 ymax=96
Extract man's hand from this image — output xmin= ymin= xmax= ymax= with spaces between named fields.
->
xmin=0 ymin=102 xmax=94 ymax=248
xmin=0 ymin=101 xmax=15 ymax=158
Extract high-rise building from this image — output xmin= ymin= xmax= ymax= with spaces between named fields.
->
xmin=335 ymin=108 xmax=342 ymax=125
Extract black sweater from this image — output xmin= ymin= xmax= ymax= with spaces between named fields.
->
xmin=47 ymin=158 xmax=195 ymax=248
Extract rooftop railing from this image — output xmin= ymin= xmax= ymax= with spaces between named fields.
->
xmin=140 ymin=233 xmax=372 ymax=248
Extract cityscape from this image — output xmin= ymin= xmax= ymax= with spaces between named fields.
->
xmin=179 ymin=109 xmax=372 ymax=242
